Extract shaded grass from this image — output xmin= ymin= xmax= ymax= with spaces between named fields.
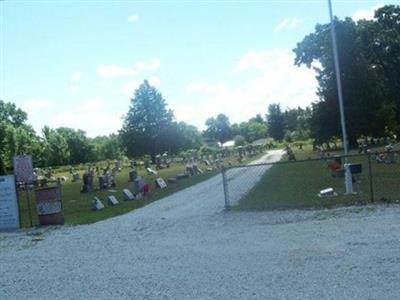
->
xmin=236 ymin=145 xmax=400 ymax=211
xmin=18 ymin=153 xmax=265 ymax=227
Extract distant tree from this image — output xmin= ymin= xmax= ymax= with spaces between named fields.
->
xmin=42 ymin=126 xmax=70 ymax=166
xmin=204 ymin=114 xmax=232 ymax=144
xmin=234 ymin=135 xmax=246 ymax=146
xmin=56 ymin=127 xmax=95 ymax=164
xmin=120 ymin=80 xmax=175 ymax=159
xmin=176 ymin=122 xmax=203 ymax=151
xmin=266 ymin=104 xmax=284 ymax=142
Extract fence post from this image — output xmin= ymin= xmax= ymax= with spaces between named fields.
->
xmin=367 ymin=153 xmax=374 ymax=203
xmin=221 ymin=166 xmax=230 ymax=210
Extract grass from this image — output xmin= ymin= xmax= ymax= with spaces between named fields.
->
xmin=17 ymin=152 xmax=266 ymax=227
xmin=235 ymin=144 xmax=400 ymax=211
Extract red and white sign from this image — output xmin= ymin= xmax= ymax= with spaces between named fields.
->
xmin=13 ymin=155 xmax=33 ymax=184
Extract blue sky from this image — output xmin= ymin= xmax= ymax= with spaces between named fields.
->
xmin=1 ymin=0 xmax=397 ymax=137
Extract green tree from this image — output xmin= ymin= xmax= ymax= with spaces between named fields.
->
xmin=294 ymin=16 xmax=390 ymax=146
xmin=266 ymin=104 xmax=284 ymax=142
xmin=204 ymin=114 xmax=232 ymax=144
xmin=120 ymin=80 xmax=175 ymax=159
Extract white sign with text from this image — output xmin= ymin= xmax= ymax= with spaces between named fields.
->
xmin=0 ymin=175 xmax=20 ymax=230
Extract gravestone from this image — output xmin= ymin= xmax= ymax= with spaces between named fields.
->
xmin=92 ymin=197 xmax=105 ymax=210
xmin=122 ymin=189 xmax=135 ymax=200
xmin=186 ymin=165 xmax=195 ymax=176
xmin=0 ymin=175 xmax=20 ymax=230
xmin=155 ymin=177 xmax=167 ymax=189
xmin=107 ymin=195 xmax=119 ymax=206
xmin=134 ymin=176 xmax=145 ymax=193
xmin=146 ymin=168 xmax=158 ymax=175
xmin=72 ymin=173 xmax=80 ymax=182
xmin=194 ymin=166 xmax=203 ymax=174
xmin=129 ymin=170 xmax=138 ymax=182
xmin=81 ymin=173 xmax=93 ymax=193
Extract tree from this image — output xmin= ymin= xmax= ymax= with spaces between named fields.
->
xmin=56 ymin=127 xmax=95 ymax=164
xmin=120 ymin=80 xmax=175 ymax=159
xmin=294 ymin=16 xmax=392 ymax=146
xmin=176 ymin=122 xmax=203 ymax=151
xmin=266 ymin=104 xmax=284 ymax=141
xmin=204 ymin=114 xmax=232 ymax=144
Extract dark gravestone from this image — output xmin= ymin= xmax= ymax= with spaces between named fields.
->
xmin=134 ymin=176 xmax=145 ymax=193
xmin=129 ymin=170 xmax=137 ymax=182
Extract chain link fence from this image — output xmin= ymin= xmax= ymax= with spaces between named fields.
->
xmin=222 ymin=150 xmax=400 ymax=210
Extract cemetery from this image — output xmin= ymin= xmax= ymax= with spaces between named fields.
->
xmin=13 ymin=145 xmax=267 ymax=227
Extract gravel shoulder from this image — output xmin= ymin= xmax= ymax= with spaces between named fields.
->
xmin=2 ymin=150 xmax=400 ymax=299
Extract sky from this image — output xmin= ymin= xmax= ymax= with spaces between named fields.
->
xmin=1 ymin=0 xmax=398 ymax=137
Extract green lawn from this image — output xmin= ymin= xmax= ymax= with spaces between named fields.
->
xmin=18 ymin=153 xmax=265 ymax=227
xmin=236 ymin=145 xmax=400 ymax=211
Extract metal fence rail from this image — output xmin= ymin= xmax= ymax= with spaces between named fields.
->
xmin=221 ymin=150 xmax=400 ymax=210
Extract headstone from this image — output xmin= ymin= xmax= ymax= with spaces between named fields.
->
xmin=72 ymin=173 xmax=80 ymax=182
xmin=107 ymin=195 xmax=119 ymax=206
xmin=0 ymin=175 xmax=20 ymax=230
xmin=99 ymin=176 xmax=107 ymax=190
xmin=129 ymin=170 xmax=138 ymax=182
xmin=186 ymin=165 xmax=195 ymax=176
xmin=134 ymin=176 xmax=145 ymax=193
xmin=91 ymin=197 xmax=105 ymax=210
xmin=146 ymin=168 xmax=158 ymax=175
xmin=155 ymin=177 xmax=167 ymax=189
xmin=122 ymin=189 xmax=135 ymax=200
xmin=12 ymin=155 xmax=34 ymax=184
xmin=318 ymin=188 xmax=337 ymax=197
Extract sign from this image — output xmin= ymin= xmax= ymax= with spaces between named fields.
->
xmin=155 ymin=177 xmax=167 ymax=189
xmin=0 ymin=175 xmax=20 ymax=230
xmin=13 ymin=155 xmax=33 ymax=184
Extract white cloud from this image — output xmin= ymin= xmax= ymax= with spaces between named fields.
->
xmin=128 ymin=15 xmax=139 ymax=23
xmin=97 ymin=64 xmax=137 ymax=78
xmin=22 ymin=99 xmax=53 ymax=111
xmin=96 ymin=59 xmax=160 ymax=78
xmin=70 ymin=85 xmax=80 ymax=93
xmin=134 ymin=59 xmax=161 ymax=72
xmin=181 ymin=49 xmax=318 ymax=129
xmin=122 ymin=79 xmax=141 ymax=96
xmin=352 ymin=4 xmax=384 ymax=21
xmin=274 ymin=17 xmax=304 ymax=32
xmin=48 ymin=99 xmax=123 ymax=137
xmin=71 ymin=72 xmax=81 ymax=82
xmin=274 ymin=18 xmax=290 ymax=32
xmin=148 ymin=75 xmax=161 ymax=87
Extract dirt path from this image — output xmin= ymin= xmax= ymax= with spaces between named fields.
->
xmin=2 ymin=150 xmax=400 ymax=299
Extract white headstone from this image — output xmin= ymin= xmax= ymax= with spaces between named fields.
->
xmin=155 ymin=177 xmax=167 ymax=189
xmin=107 ymin=195 xmax=119 ymax=206
xmin=0 ymin=175 xmax=20 ymax=230
xmin=92 ymin=197 xmax=105 ymax=210
xmin=122 ymin=189 xmax=135 ymax=200
xmin=146 ymin=168 xmax=158 ymax=175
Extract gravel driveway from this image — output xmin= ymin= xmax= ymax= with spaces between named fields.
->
xmin=1 ymin=150 xmax=400 ymax=299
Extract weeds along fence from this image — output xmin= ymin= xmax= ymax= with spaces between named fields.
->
xmin=221 ymin=150 xmax=400 ymax=210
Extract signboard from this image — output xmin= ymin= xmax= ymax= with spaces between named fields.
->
xmin=13 ymin=155 xmax=33 ymax=184
xmin=0 ymin=175 xmax=20 ymax=230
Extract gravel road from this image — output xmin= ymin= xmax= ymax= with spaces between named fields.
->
xmin=1 ymin=150 xmax=400 ymax=299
